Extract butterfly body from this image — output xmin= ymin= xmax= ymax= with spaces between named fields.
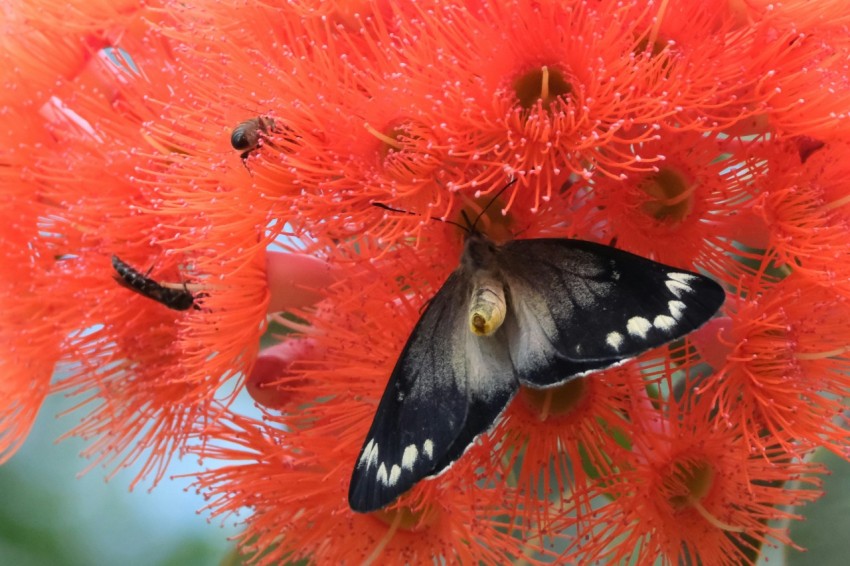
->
xmin=349 ymin=229 xmax=725 ymax=513
xmin=111 ymin=255 xmax=197 ymax=311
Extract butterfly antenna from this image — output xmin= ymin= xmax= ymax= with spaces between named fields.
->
xmin=469 ymin=178 xmax=518 ymax=231
xmin=372 ymin=202 xmax=467 ymax=231
xmin=373 ymin=202 xmax=417 ymax=216
xmin=460 ymin=210 xmax=474 ymax=232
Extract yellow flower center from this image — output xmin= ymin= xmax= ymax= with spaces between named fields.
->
xmin=520 ymin=378 xmax=587 ymax=422
xmin=365 ymin=122 xmax=406 ymax=155
xmin=634 ymin=36 xmax=668 ymax=57
xmin=664 ymin=460 xmax=713 ymax=509
xmin=372 ymin=503 xmax=438 ymax=531
xmin=662 ymin=459 xmax=744 ymax=532
xmin=363 ymin=505 xmax=438 ymax=566
xmin=639 ymin=167 xmax=694 ymax=222
xmin=513 ymin=66 xmax=572 ymax=110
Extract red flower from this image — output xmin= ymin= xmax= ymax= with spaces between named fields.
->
xmin=497 ymin=362 xmax=650 ymax=528
xmin=2 ymin=0 xmax=849 ymax=563
xmin=567 ymin=382 xmax=823 ymax=566
xmin=702 ymin=275 xmax=850 ymax=455
xmin=580 ymin=129 xmax=758 ymax=272
xmin=739 ymin=139 xmax=850 ymax=288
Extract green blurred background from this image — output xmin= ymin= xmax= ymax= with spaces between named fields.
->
xmin=0 ymin=392 xmax=239 ymax=566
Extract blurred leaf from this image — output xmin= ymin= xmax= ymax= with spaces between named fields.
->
xmin=159 ymin=538 xmax=230 ymax=566
xmin=0 ymin=471 xmax=84 ymax=566
xmin=0 ymin=392 xmax=238 ymax=566
xmin=787 ymin=449 xmax=850 ymax=565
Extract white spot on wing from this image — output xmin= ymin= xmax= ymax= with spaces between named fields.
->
xmin=668 ymin=300 xmax=687 ymax=320
xmin=401 ymin=444 xmax=418 ymax=471
xmin=668 ymin=272 xmax=697 ymax=283
xmin=653 ymin=315 xmax=677 ymax=331
xmin=359 ymin=439 xmax=378 ymax=470
xmin=388 ymin=465 xmax=401 ymax=487
xmin=423 ymin=439 xmax=434 ymax=459
xmin=358 ymin=439 xmax=373 ymax=465
xmin=665 ymin=279 xmax=693 ymax=298
xmin=376 ymin=463 xmax=388 ymax=485
xmin=626 ymin=316 xmax=652 ymax=339
xmin=606 ymin=331 xmax=624 ymax=350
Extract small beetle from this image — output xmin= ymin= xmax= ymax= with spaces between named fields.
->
xmin=111 ymin=255 xmax=198 ymax=311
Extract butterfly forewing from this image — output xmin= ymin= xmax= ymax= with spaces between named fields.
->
xmin=348 ymin=269 xmax=519 ymax=513
xmin=349 ymin=272 xmax=471 ymax=512
xmin=500 ymin=239 xmax=725 ymax=387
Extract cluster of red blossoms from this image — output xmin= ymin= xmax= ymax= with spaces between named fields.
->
xmin=3 ymin=0 xmax=850 ymax=563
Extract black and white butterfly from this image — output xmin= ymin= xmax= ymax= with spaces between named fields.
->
xmin=348 ymin=213 xmax=725 ymax=513
xmin=111 ymin=255 xmax=199 ymax=311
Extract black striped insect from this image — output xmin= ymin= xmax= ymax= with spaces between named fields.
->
xmin=111 ymin=255 xmax=198 ymax=311
xmin=349 ymin=193 xmax=725 ymax=513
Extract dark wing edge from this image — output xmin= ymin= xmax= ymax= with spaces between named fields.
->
xmin=349 ymin=271 xmax=469 ymax=513
xmin=500 ymin=239 xmax=725 ymax=388
xmin=348 ymin=269 xmax=519 ymax=513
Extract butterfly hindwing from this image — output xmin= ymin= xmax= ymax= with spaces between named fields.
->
xmin=499 ymin=239 xmax=725 ymax=387
xmin=348 ymin=271 xmax=517 ymax=513
xmin=432 ymin=326 xmax=517 ymax=472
